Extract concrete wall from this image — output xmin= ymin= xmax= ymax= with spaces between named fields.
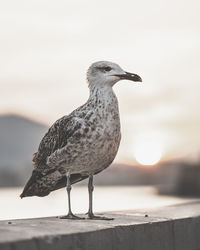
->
xmin=1 ymin=202 xmax=200 ymax=250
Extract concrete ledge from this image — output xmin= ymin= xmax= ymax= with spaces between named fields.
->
xmin=1 ymin=202 xmax=200 ymax=250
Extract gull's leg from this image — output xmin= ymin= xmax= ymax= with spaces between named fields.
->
xmin=87 ymin=174 xmax=113 ymax=220
xmin=60 ymin=172 xmax=84 ymax=220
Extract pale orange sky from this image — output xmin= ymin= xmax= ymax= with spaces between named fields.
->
xmin=0 ymin=0 xmax=200 ymax=163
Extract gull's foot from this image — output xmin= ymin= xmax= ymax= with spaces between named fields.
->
xmin=87 ymin=213 xmax=114 ymax=220
xmin=60 ymin=213 xmax=84 ymax=220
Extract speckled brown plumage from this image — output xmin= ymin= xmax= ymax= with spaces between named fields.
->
xmin=20 ymin=61 xmax=142 ymax=199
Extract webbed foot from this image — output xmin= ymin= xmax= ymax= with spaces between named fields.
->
xmin=60 ymin=213 xmax=84 ymax=220
xmin=87 ymin=212 xmax=114 ymax=220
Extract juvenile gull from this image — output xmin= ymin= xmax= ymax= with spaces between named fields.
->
xmin=20 ymin=61 xmax=142 ymax=220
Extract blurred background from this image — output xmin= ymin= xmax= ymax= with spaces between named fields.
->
xmin=0 ymin=0 xmax=200 ymax=220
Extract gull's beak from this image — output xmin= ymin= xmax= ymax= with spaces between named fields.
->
xmin=115 ymin=72 xmax=142 ymax=82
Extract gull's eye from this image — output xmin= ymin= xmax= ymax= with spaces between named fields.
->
xmin=103 ymin=66 xmax=112 ymax=72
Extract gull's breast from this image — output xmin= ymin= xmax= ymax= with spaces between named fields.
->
xmin=70 ymin=107 xmax=121 ymax=175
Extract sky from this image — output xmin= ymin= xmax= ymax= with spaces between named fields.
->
xmin=0 ymin=0 xmax=200 ymax=164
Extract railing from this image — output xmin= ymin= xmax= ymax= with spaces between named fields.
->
xmin=0 ymin=202 xmax=200 ymax=250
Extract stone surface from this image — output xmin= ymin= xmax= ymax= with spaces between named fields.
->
xmin=0 ymin=202 xmax=200 ymax=250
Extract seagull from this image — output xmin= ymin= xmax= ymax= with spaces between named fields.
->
xmin=20 ymin=61 xmax=142 ymax=220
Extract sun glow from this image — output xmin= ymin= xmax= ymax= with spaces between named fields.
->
xmin=134 ymin=140 xmax=163 ymax=166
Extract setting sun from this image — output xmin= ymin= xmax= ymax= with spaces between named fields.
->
xmin=134 ymin=141 xmax=163 ymax=166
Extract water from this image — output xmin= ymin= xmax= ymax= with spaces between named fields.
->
xmin=0 ymin=186 xmax=193 ymax=221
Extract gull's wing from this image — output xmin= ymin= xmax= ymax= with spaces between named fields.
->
xmin=20 ymin=113 xmax=87 ymax=198
xmin=33 ymin=114 xmax=82 ymax=170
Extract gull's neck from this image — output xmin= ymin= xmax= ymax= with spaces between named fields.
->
xmin=88 ymin=84 xmax=117 ymax=105
xmin=86 ymin=83 xmax=120 ymax=129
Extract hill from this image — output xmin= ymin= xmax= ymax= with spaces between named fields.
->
xmin=0 ymin=114 xmax=48 ymax=186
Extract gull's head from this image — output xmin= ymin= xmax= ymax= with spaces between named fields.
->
xmin=87 ymin=61 xmax=142 ymax=89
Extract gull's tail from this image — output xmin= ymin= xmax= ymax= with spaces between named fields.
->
xmin=20 ymin=171 xmax=89 ymax=198
xmin=20 ymin=170 xmax=49 ymax=198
